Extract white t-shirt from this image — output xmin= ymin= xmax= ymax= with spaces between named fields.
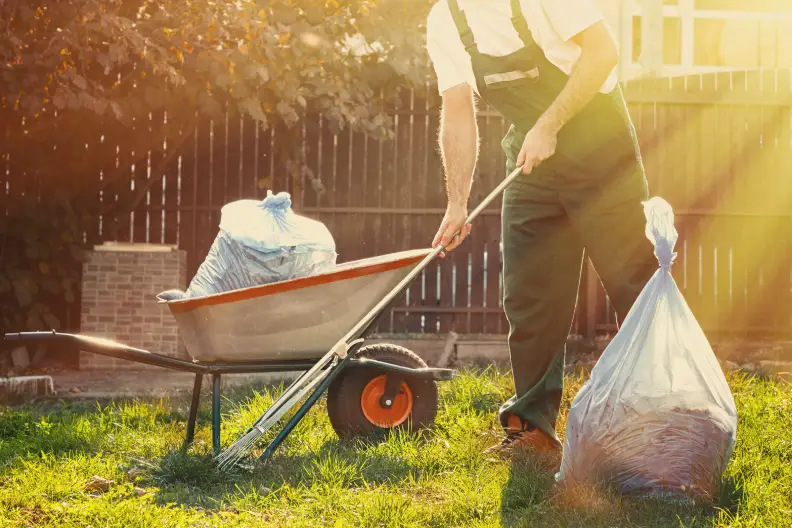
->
xmin=426 ymin=0 xmax=618 ymax=95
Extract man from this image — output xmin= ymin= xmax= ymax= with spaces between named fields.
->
xmin=427 ymin=0 xmax=656 ymax=457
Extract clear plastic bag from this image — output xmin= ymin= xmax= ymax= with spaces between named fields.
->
xmin=557 ymin=197 xmax=738 ymax=504
xmin=166 ymin=191 xmax=337 ymax=300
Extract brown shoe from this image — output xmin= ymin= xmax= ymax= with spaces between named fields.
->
xmin=485 ymin=415 xmax=562 ymax=458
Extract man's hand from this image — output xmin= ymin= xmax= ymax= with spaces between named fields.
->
xmin=516 ymin=122 xmax=558 ymax=175
xmin=432 ymin=204 xmax=472 ymax=258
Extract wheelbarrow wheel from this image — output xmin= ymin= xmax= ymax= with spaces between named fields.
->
xmin=327 ymin=344 xmax=438 ymax=439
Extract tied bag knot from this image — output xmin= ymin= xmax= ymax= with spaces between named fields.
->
xmin=643 ymin=197 xmax=678 ymax=270
xmin=655 ymin=239 xmax=676 ymax=270
xmin=261 ymin=191 xmax=292 ymax=214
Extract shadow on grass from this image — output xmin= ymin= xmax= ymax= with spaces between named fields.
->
xmin=498 ymin=456 xmax=558 ymax=528
xmin=146 ymin=434 xmax=424 ymax=510
xmin=498 ymin=458 xmax=744 ymax=528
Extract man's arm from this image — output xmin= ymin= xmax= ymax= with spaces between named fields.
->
xmin=431 ymin=83 xmax=478 ymax=256
xmin=538 ymin=21 xmax=619 ymax=134
xmin=517 ymin=20 xmax=619 ymax=174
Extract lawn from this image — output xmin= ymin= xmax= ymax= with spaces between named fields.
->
xmin=0 ymin=368 xmax=790 ymax=527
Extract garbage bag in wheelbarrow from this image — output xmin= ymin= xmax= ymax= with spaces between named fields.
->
xmin=557 ymin=197 xmax=738 ymax=504
xmin=163 ymin=191 xmax=337 ymax=300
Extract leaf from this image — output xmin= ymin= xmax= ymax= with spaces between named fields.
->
xmin=85 ymin=476 xmax=115 ymax=493
xmin=38 ymin=262 xmax=50 ymax=275
xmin=26 ymin=312 xmax=44 ymax=330
xmin=43 ymin=313 xmax=60 ymax=330
xmin=52 ymin=90 xmax=68 ymax=110
xmin=109 ymin=44 xmax=125 ymax=63
xmin=327 ymin=117 xmax=342 ymax=136
xmin=239 ymin=97 xmax=268 ymax=124
xmin=270 ymin=5 xmax=298 ymax=26
xmin=19 ymin=6 xmax=41 ymax=26
xmin=276 ymin=101 xmax=298 ymax=126
xmin=13 ymin=281 xmax=33 ymax=308
xmin=194 ymin=53 xmax=213 ymax=73
xmin=73 ymin=75 xmax=88 ymax=90
xmin=311 ymin=177 xmax=326 ymax=194
xmin=110 ymin=102 xmax=123 ymax=119
xmin=244 ymin=64 xmax=269 ymax=83
xmin=302 ymin=5 xmax=324 ymax=24
xmin=197 ymin=92 xmax=221 ymax=117
xmin=94 ymin=99 xmax=107 ymax=116
xmin=41 ymin=277 xmax=61 ymax=294
xmin=97 ymin=53 xmax=112 ymax=70
xmin=69 ymin=245 xmax=85 ymax=263
xmin=214 ymin=74 xmax=230 ymax=89
xmin=68 ymin=93 xmax=81 ymax=110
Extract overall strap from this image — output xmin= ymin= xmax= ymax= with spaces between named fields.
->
xmin=447 ymin=0 xmax=480 ymax=55
xmin=510 ymin=0 xmax=535 ymax=47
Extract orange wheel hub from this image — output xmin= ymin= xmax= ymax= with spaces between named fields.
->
xmin=360 ymin=375 xmax=413 ymax=427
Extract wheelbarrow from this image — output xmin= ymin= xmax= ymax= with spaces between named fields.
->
xmin=5 ymin=165 xmax=525 ymax=468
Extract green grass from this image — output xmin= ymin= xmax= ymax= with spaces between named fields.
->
xmin=0 ymin=368 xmax=790 ymax=527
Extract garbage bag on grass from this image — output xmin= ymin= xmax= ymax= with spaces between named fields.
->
xmin=557 ymin=197 xmax=737 ymax=504
xmin=162 ymin=191 xmax=336 ymax=300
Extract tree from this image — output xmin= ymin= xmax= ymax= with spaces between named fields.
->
xmin=1 ymin=0 xmax=433 ymax=194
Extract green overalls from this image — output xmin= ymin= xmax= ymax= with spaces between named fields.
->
xmin=447 ymin=0 xmax=656 ymax=442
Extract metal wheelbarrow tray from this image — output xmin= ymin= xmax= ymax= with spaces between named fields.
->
xmin=4 ymin=249 xmax=455 ymax=460
xmin=169 ymin=248 xmax=434 ymax=363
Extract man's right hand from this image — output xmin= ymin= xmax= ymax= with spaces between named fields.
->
xmin=432 ymin=204 xmax=472 ymax=258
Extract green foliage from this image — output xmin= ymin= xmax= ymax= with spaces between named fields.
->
xmin=0 ymin=0 xmax=434 ymax=171
xmin=0 ymin=370 xmax=790 ymax=527
xmin=0 ymin=194 xmax=87 ymax=339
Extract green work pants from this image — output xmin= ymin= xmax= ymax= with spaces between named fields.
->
xmin=497 ymin=125 xmax=656 ymax=442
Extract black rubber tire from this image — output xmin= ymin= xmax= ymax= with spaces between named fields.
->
xmin=327 ymin=344 xmax=439 ymax=440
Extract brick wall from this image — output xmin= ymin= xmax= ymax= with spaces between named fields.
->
xmin=80 ymin=245 xmax=188 ymax=369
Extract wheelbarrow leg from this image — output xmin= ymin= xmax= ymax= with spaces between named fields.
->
xmin=183 ymin=373 xmax=203 ymax=450
xmin=212 ymin=374 xmax=221 ymax=456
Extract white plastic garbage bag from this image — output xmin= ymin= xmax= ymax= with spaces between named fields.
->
xmin=161 ymin=191 xmax=336 ymax=300
xmin=557 ymin=197 xmax=738 ymax=504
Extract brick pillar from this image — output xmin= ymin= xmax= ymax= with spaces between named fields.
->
xmin=79 ymin=243 xmax=188 ymax=369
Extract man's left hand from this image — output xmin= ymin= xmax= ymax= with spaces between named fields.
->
xmin=516 ymin=123 xmax=558 ymax=175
